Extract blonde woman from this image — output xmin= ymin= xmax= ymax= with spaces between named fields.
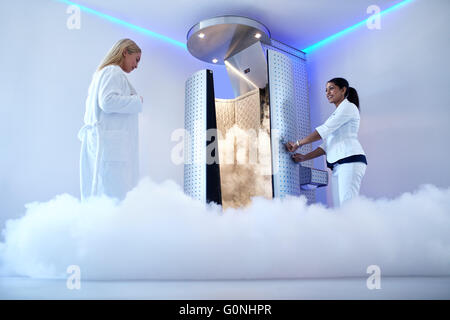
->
xmin=78 ymin=39 xmax=143 ymax=201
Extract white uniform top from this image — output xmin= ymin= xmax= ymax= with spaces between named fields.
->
xmin=78 ymin=64 xmax=143 ymax=200
xmin=315 ymin=99 xmax=365 ymax=163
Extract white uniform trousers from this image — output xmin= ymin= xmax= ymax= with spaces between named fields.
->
xmin=331 ymin=162 xmax=366 ymax=207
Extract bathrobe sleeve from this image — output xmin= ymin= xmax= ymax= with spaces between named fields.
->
xmin=98 ymin=66 xmax=143 ymax=114
xmin=315 ymin=102 xmax=356 ymax=140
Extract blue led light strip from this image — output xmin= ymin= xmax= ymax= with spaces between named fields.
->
xmin=58 ymin=0 xmax=187 ymax=49
xmin=302 ymin=0 xmax=414 ymax=53
xmin=58 ymin=0 xmax=413 ymax=53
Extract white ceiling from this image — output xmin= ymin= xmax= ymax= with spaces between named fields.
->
xmin=75 ymin=0 xmax=406 ymax=50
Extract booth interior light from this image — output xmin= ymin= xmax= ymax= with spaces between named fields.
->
xmin=224 ymin=61 xmax=258 ymax=89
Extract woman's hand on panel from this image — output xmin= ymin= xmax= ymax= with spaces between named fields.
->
xmin=291 ymin=153 xmax=307 ymax=163
xmin=285 ymin=141 xmax=299 ymax=152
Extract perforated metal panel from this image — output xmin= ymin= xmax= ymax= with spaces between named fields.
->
xmin=268 ymin=49 xmax=315 ymax=202
xmin=311 ymin=168 xmax=328 ymax=186
xmin=214 ymin=98 xmax=235 ymax=135
xmin=269 ymin=39 xmax=306 ymax=60
xmin=290 ymin=49 xmax=316 ymax=202
xmin=184 ymin=70 xmax=207 ymax=202
xmin=185 ymin=44 xmax=322 ymax=205
xmin=299 ymin=166 xmax=328 ymax=189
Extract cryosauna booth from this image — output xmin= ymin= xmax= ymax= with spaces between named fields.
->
xmin=184 ymin=16 xmax=328 ymax=209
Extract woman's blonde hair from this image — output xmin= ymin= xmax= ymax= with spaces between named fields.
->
xmin=97 ymin=39 xmax=141 ymax=71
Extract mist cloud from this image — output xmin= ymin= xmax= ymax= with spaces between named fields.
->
xmin=1 ymin=178 xmax=449 ymax=280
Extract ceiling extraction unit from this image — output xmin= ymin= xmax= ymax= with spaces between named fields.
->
xmin=187 ymin=16 xmax=271 ymax=65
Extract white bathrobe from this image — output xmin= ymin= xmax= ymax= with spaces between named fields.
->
xmin=78 ymin=65 xmax=143 ymax=201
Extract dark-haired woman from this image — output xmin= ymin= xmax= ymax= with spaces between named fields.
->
xmin=285 ymin=78 xmax=367 ymax=207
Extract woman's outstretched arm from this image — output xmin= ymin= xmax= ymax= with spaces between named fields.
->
xmin=297 ymin=130 xmax=322 ymax=147
xmin=286 ymin=130 xmax=322 ymax=152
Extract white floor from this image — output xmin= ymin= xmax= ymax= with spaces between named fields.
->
xmin=1 ymin=276 xmax=449 ymax=299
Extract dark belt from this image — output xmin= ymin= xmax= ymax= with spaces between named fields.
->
xmin=327 ymin=154 xmax=367 ymax=171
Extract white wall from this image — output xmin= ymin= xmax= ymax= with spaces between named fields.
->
xmin=1 ymin=0 xmax=448 ymax=228
xmin=306 ymin=0 xmax=450 ymax=205
xmin=0 ymin=0 xmax=234 ymax=228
